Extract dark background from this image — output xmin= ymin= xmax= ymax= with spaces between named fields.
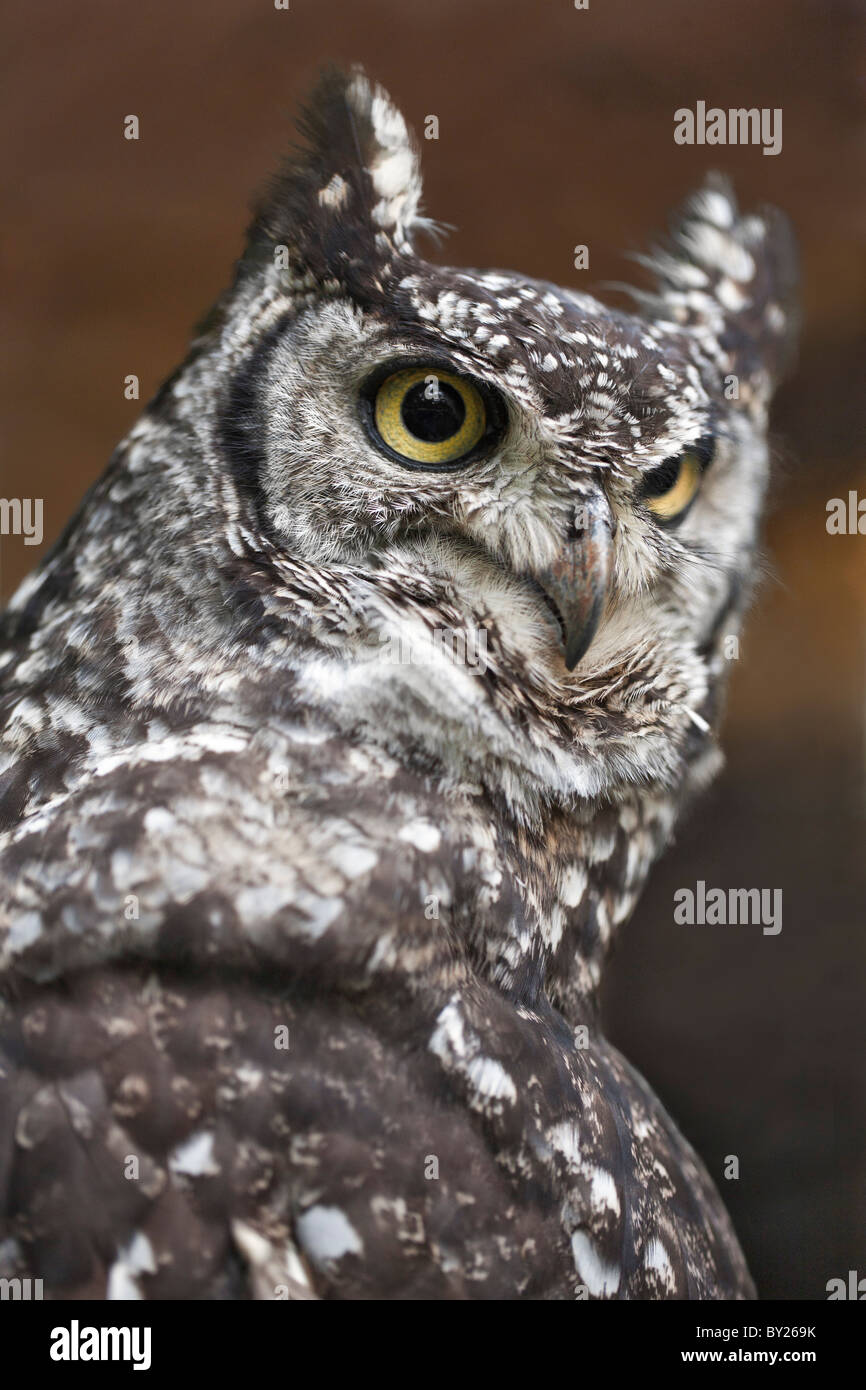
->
xmin=1 ymin=0 xmax=863 ymax=1299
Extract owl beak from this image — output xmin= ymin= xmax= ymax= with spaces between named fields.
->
xmin=536 ymin=499 xmax=613 ymax=671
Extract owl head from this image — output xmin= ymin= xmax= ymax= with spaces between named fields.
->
xmin=166 ymin=69 xmax=798 ymax=812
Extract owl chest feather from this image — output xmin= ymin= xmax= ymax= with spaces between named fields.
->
xmin=0 ymin=708 xmax=750 ymax=1298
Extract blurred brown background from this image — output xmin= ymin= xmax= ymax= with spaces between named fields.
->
xmin=1 ymin=0 xmax=864 ymax=1299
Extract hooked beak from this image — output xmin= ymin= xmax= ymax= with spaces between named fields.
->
xmin=535 ymin=497 xmax=613 ymax=671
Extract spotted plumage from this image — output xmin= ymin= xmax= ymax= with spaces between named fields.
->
xmin=0 ymin=69 xmax=797 ymax=1299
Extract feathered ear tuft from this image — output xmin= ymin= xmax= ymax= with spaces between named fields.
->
xmin=638 ymin=174 xmax=799 ymax=406
xmin=246 ymin=67 xmax=424 ymax=295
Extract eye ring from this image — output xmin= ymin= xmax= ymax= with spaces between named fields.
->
xmin=642 ymin=437 xmax=714 ymax=525
xmin=361 ymin=362 xmax=505 ymax=470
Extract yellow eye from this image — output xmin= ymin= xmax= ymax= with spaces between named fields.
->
xmin=643 ymin=447 xmax=706 ymax=523
xmin=371 ymin=367 xmax=488 ymax=466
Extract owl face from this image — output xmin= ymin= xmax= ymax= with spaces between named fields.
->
xmin=255 ymin=280 xmax=751 ymax=665
xmin=211 ymin=69 xmax=797 ymax=807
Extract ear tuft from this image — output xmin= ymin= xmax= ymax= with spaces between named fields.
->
xmin=344 ymin=70 xmax=422 ymax=237
xmin=639 ymin=174 xmax=799 ymax=402
xmin=248 ymin=67 xmax=424 ymax=291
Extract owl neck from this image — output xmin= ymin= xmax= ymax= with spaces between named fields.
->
xmin=278 ymin=622 xmax=689 ymax=1016
xmin=498 ymin=793 xmax=679 ymax=1019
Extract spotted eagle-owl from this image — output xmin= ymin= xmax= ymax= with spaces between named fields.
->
xmin=0 ymin=70 xmax=797 ymax=1300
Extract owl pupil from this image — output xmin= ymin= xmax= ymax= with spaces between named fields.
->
xmin=401 ymin=381 xmax=466 ymax=442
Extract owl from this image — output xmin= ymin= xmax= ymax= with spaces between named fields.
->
xmin=0 ymin=69 xmax=797 ymax=1300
